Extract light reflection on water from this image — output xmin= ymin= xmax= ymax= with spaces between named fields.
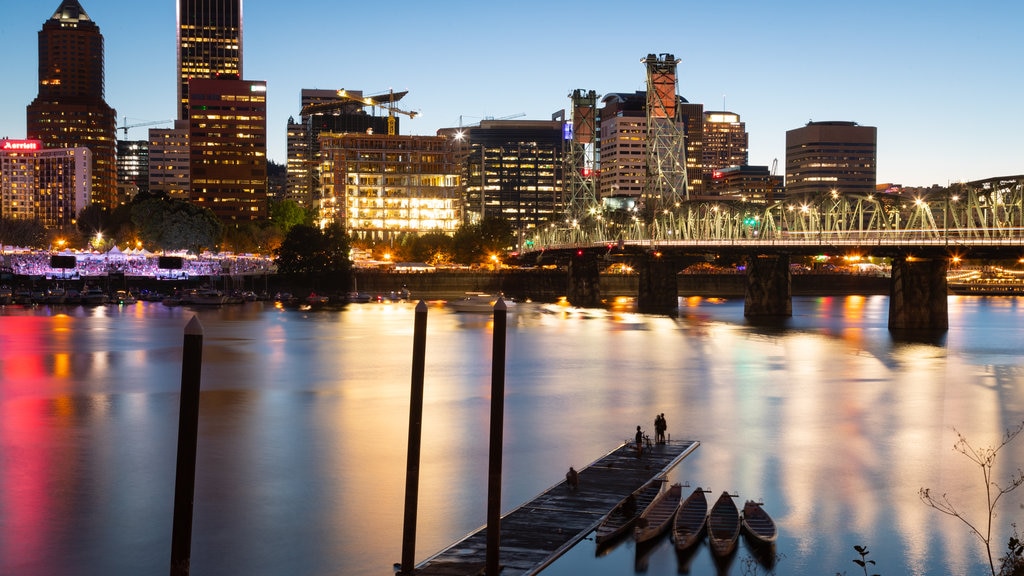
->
xmin=1 ymin=296 xmax=1023 ymax=576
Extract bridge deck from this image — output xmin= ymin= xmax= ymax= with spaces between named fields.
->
xmin=412 ymin=439 xmax=699 ymax=576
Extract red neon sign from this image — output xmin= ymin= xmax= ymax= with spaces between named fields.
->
xmin=1 ymin=140 xmax=43 ymax=152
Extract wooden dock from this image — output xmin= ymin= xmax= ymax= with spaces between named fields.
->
xmin=411 ymin=439 xmax=699 ymax=576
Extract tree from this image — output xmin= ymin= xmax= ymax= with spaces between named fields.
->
xmin=0 ymin=217 xmax=48 ymax=249
xmin=920 ymin=421 xmax=1024 ymax=576
xmin=274 ymin=223 xmax=352 ymax=290
xmin=409 ymin=231 xmax=455 ymax=267
xmin=269 ymin=199 xmax=310 ymax=235
xmin=131 ymin=197 xmax=222 ymax=253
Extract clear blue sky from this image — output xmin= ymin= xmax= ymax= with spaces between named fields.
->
xmin=1 ymin=0 xmax=1021 ymax=187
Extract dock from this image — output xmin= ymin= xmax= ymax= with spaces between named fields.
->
xmin=412 ymin=439 xmax=699 ymax=576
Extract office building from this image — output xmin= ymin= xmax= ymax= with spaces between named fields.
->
xmin=318 ymin=132 xmax=460 ymax=241
xmin=707 ymin=164 xmax=783 ymax=203
xmin=785 ymin=121 xmax=877 ymax=196
xmin=148 ymin=123 xmax=191 ymax=200
xmin=116 ymin=140 xmax=149 ymax=199
xmin=702 ymin=111 xmax=748 ymax=182
xmin=1 ymin=139 xmax=91 ymax=229
xmin=177 ymin=0 xmax=243 ymax=120
xmin=188 ymin=79 xmax=267 ymax=221
xmin=26 ymin=0 xmax=117 ymax=209
xmin=454 ymin=120 xmax=564 ymax=238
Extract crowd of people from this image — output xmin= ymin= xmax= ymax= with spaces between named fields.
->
xmin=2 ymin=251 xmax=275 ymax=278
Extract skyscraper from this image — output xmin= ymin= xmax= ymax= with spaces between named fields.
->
xmin=26 ymin=0 xmax=117 ymax=209
xmin=176 ymin=0 xmax=243 ymax=120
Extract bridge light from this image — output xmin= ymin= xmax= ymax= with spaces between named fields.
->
xmin=576 ymin=249 xmax=584 ymax=257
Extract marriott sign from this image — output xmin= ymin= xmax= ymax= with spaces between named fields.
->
xmin=1 ymin=140 xmax=43 ymax=152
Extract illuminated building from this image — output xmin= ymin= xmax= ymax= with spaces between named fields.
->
xmin=188 ymin=79 xmax=267 ymax=221
xmin=702 ymin=111 xmax=748 ymax=186
xmin=453 ymin=120 xmax=564 ymax=238
xmin=707 ymin=165 xmax=783 ymax=203
xmin=116 ymin=140 xmax=149 ymax=199
xmin=317 ymin=133 xmax=461 ymax=242
xmin=177 ymin=0 xmax=243 ymax=121
xmin=148 ymin=123 xmax=191 ymax=200
xmin=785 ymin=121 xmax=877 ymax=196
xmin=0 ymin=139 xmax=91 ymax=229
xmin=26 ymin=0 xmax=117 ymax=209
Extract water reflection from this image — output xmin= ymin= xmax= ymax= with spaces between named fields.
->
xmin=1 ymin=297 xmax=1023 ymax=575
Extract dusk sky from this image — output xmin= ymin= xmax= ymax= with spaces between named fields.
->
xmin=1 ymin=0 xmax=1021 ymax=187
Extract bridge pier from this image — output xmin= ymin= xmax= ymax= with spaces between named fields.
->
xmin=636 ymin=253 xmax=679 ymax=313
xmin=744 ymin=253 xmax=792 ymax=318
xmin=888 ymin=255 xmax=948 ymax=331
xmin=566 ymin=251 xmax=602 ymax=308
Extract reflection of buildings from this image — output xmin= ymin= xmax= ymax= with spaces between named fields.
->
xmin=26 ymin=0 xmax=117 ymax=209
xmin=0 ymin=139 xmax=91 ymax=229
xmin=785 ymin=121 xmax=877 ymax=197
xmin=448 ymin=120 xmax=564 ymax=238
xmin=318 ymin=133 xmax=460 ymax=242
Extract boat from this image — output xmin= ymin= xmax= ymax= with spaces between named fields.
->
xmin=80 ymin=286 xmax=108 ymax=306
xmin=446 ymin=293 xmax=516 ymax=313
xmin=113 ymin=290 xmax=137 ymax=305
xmin=181 ymin=288 xmax=229 ymax=306
xmin=634 ymin=482 xmax=683 ymax=545
xmin=672 ymin=486 xmax=709 ymax=552
xmin=741 ymin=500 xmax=777 ymax=546
xmin=594 ymin=477 xmax=666 ymax=547
xmin=0 ymin=285 xmax=12 ymax=305
xmin=346 ymin=291 xmax=374 ymax=303
xmin=707 ymin=491 xmax=741 ymax=557
xmin=949 ymin=281 xmax=1024 ymax=296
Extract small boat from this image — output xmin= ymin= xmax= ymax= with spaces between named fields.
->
xmin=708 ymin=491 xmax=741 ymax=557
xmin=635 ymin=482 xmax=683 ymax=545
xmin=182 ymin=288 xmax=228 ymax=306
xmin=741 ymin=500 xmax=777 ymax=546
xmin=446 ymin=293 xmax=516 ymax=313
xmin=113 ymin=290 xmax=137 ymax=305
xmin=672 ymin=486 xmax=709 ymax=552
xmin=0 ymin=285 xmax=12 ymax=305
xmin=80 ymin=286 xmax=108 ymax=306
xmin=595 ymin=477 xmax=666 ymax=547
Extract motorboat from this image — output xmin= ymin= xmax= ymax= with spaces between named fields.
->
xmin=446 ymin=293 xmax=516 ymax=313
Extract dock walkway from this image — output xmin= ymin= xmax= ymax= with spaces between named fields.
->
xmin=413 ymin=439 xmax=699 ymax=576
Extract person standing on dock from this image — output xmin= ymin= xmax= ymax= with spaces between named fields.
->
xmin=566 ymin=466 xmax=579 ymax=491
xmin=635 ymin=425 xmax=644 ymax=456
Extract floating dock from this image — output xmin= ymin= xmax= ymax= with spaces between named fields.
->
xmin=412 ymin=439 xmax=699 ymax=576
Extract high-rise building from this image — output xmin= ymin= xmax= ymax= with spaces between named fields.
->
xmin=177 ymin=0 xmax=243 ymax=121
xmin=1 ymin=139 xmax=91 ymax=229
xmin=26 ymin=0 xmax=117 ymax=209
xmin=702 ymin=111 xmax=748 ymax=182
xmin=318 ymin=132 xmax=460 ymax=241
xmin=116 ymin=140 xmax=149 ymax=199
xmin=785 ymin=121 xmax=877 ymax=196
xmin=454 ymin=120 xmax=564 ymax=238
xmin=188 ymin=78 xmax=267 ymax=221
xmin=148 ymin=123 xmax=191 ymax=200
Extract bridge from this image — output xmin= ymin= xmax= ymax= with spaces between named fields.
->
xmin=517 ymin=176 xmax=1024 ymax=331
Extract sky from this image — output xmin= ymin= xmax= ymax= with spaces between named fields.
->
xmin=1 ymin=0 xmax=1021 ymax=187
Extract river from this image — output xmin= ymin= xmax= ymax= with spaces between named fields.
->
xmin=1 ymin=295 xmax=1022 ymax=575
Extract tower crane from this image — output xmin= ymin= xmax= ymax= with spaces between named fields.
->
xmin=336 ymin=89 xmax=418 ymax=135
xmin=118 ymin=118 xmax=174 ymax=138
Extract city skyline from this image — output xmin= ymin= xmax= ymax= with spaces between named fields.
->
xmin=1 ymin=0 xmax=1021 ymax=188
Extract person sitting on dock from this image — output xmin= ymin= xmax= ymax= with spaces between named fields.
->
xmin=566 ymin=466 xmax=579 ymax=491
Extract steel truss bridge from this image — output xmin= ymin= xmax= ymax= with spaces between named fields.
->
xmin=529 ymin=177 xmax=1024 ymax=257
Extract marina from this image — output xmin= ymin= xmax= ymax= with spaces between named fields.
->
xmin=414 ymin=440 xmax=698 ymax=576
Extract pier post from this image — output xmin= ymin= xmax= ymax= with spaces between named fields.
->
xmin=888 ymin=255 xmax=948 ymax=331
xmin=744 ymin=253 xmax=792 ymax=318
xmin=399 ymin=301 xmax=429 ymax=575
xmin=170 ymin=316 xmax=204 ymax=576
xmin=486 ymin=299 xmax=508 ymax=575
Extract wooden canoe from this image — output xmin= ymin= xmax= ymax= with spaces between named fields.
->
xmin=741 ymin=500 xmax=777 ymax=545
xmin=594 ymin=477 xmax=665 ymax=546
xmin=634 ymin=482 xmax=683 ymax=544
xmin=707 ymin=491 xmax=740 ymax=557
xmin=672 ymin=486 xmax=708 ymax=551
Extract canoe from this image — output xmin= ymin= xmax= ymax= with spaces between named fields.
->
xmin=741 ymin=500 xmax=777 ymax=545
xmin=595 ymin=477 xmax=665 ymax=546
xmin=672 ymin=486 xmax=708 ymax=551
xmin=707 ymin=491 xmax=740 ymax=557
xmin=634 ymin=482 xmax=683 ymax=544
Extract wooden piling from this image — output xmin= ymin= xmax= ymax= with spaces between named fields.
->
xmin=399 ymin=301 xmax=429 ymax=575
xmin=170 ymin=316 xmax=204 ymax=576
xmin=486 ymin=298 xmax=508 ymax=575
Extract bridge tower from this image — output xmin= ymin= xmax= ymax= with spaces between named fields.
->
xmin=564 ymin=89 xmax=601 ymax=242
xmin=642 ymin=53 xmax=688 ymax=239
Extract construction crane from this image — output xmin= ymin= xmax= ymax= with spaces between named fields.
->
xmin=118 ymin=118 xmax=173 ymax=138
xmin=336 ymin=89 xmax=418 ymax=135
